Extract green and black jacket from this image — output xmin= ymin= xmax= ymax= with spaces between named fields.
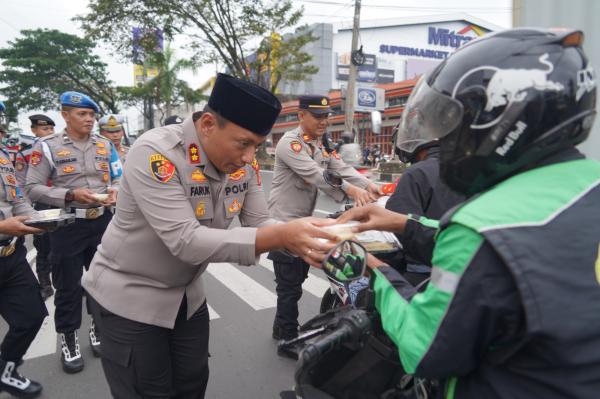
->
xmin=373 ymin=151 xmax=600 ymax=399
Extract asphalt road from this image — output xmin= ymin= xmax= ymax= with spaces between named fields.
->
xmin=0 ymin=170 xmax=346 ymax=399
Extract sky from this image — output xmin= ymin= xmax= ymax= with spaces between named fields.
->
xmin=0 ymin=0 xmax=512 ymax=134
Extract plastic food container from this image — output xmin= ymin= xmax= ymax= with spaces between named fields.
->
xmin=92 ymin=193 xmax=109 ymax=201
xmin=320 ymin=221 xmax=359 ymax=241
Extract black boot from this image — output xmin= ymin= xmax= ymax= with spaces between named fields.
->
xmin=89 ymin=319 xmax=101 ymax=358
xmin=0 ymin=359 xmax=42 ymax=398
xmin=37 ymin=272 xmax=54 ymax=301
xmin=59 ymin=331 xmax=84 ymax=373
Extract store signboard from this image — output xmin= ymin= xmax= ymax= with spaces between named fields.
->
xmin=354 ymin=85 xmax=385 ymax=112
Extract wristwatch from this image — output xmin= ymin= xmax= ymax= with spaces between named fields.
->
xmin=65 ymin=189 xmax=74 ymax=202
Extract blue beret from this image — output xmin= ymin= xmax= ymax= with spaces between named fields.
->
xmin=60 ymin=91 xmax=99 ymax=113
xmin=0 ymin=101 xmax=5 ymax=112
xmin=208 ymin=73 xmax=281 ymax=136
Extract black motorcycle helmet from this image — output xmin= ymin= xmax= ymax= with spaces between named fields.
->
xmin=394 ymin=120 xmax=439 ymax=164
xmin=397 ymin=28 xmax=596 ymax=196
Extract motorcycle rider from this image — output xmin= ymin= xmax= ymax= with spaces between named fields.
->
xmin=337 ymin=28 xmax=600 ymax=398
xmin=385 ymin=133 xmax=464 ymax=285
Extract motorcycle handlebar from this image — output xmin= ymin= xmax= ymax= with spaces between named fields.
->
xmin=300 ymin=323 xmax=354 ymax=364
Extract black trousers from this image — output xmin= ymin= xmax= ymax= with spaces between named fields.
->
xmin=32 ymin=203 xmax=53 ymax=277
xmin=0 ymin=241 xmax=48 ymax=361
xmin=89 ymin=296 xmax=210 ymax=399
xmin=49 ymin=212 xmax=111 ymax=333
xmin=269 ymin=250 xmax=310 ymax=337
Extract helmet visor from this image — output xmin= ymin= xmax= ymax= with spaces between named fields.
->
xmin=396 ymin=76 xmax=464 ymax=154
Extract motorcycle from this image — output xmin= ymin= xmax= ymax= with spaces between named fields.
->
xmin=279 ymin=240 xmax=438 ymax=399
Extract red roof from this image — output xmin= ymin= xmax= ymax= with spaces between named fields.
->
xmin=278 ymin=76 xmax=419 ymax=114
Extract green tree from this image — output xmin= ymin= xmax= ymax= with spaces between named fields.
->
xmin=77 ymin=0 xmax=318 ymax=92
xmin=0 ymin=29 xmax=119 ymax=114
xmin=119 ymin=45 xmax=206 ymax=128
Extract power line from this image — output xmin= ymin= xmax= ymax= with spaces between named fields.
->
xmin=296 ymin=0 xmax=511 ymax=13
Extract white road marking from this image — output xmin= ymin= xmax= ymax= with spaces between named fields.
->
xmin=207 ymin=263 xmax=277 ymax=310
xmin=258 ymin=254 xmax=331 ymax=298
xmin=26 ymin=248 xmax=37 ymax=264
xmin=24 ymin=296 xmax=57 ymax=360
xmin=24 ymin=249 xmax=58 ymax=359
xmin=207 ymin=304 xmax=220 ymax=320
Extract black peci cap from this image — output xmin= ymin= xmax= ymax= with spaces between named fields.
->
xmin=298 ymin=95 xmax=331 ymax=115
xmin=29 ymin=114 xmax=56 ymax=127
xmin=207 ymin=73 xmax=282 ymax=136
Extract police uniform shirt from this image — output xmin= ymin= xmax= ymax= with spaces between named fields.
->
xmin=82 ymin=117 xmax=275 ymax=328
xmin=0 ymin=149 xmax=34 ymax=240
xmin=268 ymin=127 xmax=371 ymax=221
xmin=24 ymin=131 xmax=121 ymax=208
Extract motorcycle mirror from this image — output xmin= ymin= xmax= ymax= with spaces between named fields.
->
xmin=322 ymin=240 xmax=367 ymax=283
xmin=323 ymin=170 xmax=343 ymax=188
xmin=371 ymin=111 xmax=381 ymax=134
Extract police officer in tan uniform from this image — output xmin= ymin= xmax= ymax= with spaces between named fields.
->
xmin=25 ymin=91 xmax=122 ymax=374
xmin=0 ymin=143 xmax=47 ymax=397
xmin=268 ymin=95 xmax=382 ymax=358
xmin=82 ymin=74 xmax=336 ymax=399
xmin=98 ymin=114 xmax=129 ymax=164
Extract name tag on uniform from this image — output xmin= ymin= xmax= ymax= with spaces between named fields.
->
xmin=189 ymin=184 xmax=211 ymax=197
xmin=56 ymin=157 xmax=77 ymax=165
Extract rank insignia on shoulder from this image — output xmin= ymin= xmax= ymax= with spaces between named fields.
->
xmin=191 ymin=169 xmax=207 ymax=182
xmin=251 ymin=158 xmax=262 ymax=186
xmin=62 ymin=165 xmax=76 ymax=174
xmin=228 ymin=198 xmax=242 ymax=213
xmin=30 ymin=151 xmax=42 ymax=166
xmin=228 ymin=169 xmax=246 ymax=181
xmin=150 ymin=154 xmax=176 ymax=183
xmin=188 ymin=144 xmax=200 ymax=164
xmin=332 ymin=150 xmax=340 ymax=160
xmin=322 ymin=150 xmax=329 ymax=158
xmin=302 ymin=134 xmax=312 ymax=143
xmin=57 ymin=150 xmax=71 ymax=157
xmin=290 ymin=140 xmax=302 ymax=154
xmin=195 ymin=202 xmax=206 ymax=218
xmin=96 ymin=149 xmax=107 ymax=156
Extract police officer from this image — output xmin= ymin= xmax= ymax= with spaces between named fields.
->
xmin=338 ymin=28 xmax=600 ymax=398
xmin=385 ymin=136 xmax=464 ymax=285
xmin=16 ymin=114 xmax=57 ymax=301
xmin=82 ymin=74 xmax=336 ymax=399
xmin=268 ymin=94 xmax=382 ymax=358
xmin=25 ymin=91 xmax=122 ymax=374
xmin=0 ymin=141 xmax=47 ymax=397
xmin=98 ymin=114 xmax=129 ymax=163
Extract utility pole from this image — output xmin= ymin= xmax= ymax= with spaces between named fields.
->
xmin=344 ymin=0 xmax=361 ymax=140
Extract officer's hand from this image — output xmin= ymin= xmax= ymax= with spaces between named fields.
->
xmin=100 ymin=188 xmax=117 ymax=206
xmin=0 ymin=216 xmax=44 ymax=236
xmin=346 ymin=184 xmax=376 ymax=207
xmin=72 ymin=188 xmax=100 ymax=205
xmin=280 ymin=218 xmax=338 ymax=267
xmin=337 ymin=203 xmax=407 ymax=234
xmin=367 ymin=183 xmax=385 ymax=198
